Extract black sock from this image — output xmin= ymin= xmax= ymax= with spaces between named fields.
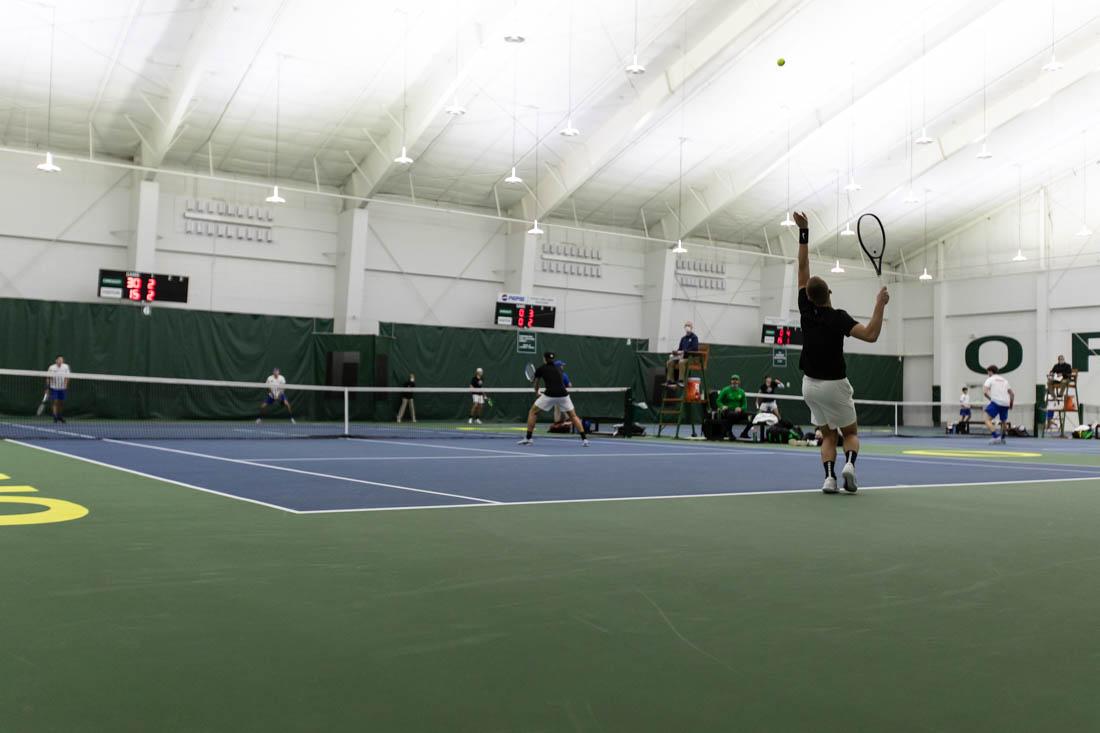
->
xmin=579 ymin=430 xmax=587 ymax=440
xmin=823 ymin=460 xmax=836 ymax=478
xmin=526 ymin=429 xmax=533 ymax=440
xmin=845 ymin=450 xmax=857 ymax=466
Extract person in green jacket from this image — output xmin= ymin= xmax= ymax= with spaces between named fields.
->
xmin=716 ymin=374 xmax=753 ymax=440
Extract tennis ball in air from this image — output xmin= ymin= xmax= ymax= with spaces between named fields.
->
xmin=777 ymin=57 xmax=786 ymax=67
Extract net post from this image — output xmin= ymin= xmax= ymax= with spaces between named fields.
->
xmin=894 ymin=402 xmax=899 ymax=436
xmin=623 ymin=388 xmax=634 ymax=438
xmin=343 ymin=388 xmax=349 ymax=437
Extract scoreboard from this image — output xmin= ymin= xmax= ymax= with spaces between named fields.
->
xmin=98 ymin=270 xmax=189 ymax=304
xmin=761 ymin=323 xmax=803 ymax=346
xmin=494 ymin=293 xmax=557 ymax=328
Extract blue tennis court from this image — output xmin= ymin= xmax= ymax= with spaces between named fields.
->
xmin=13 ymin=434 xmax=1100 ymax=514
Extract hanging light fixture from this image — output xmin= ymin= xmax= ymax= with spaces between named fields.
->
xmin=36 ymin=6 xmax=60 ymax=173
xmin=840 ymin=221 xmax=855 ymax=237
xmin=1013 ymin=166 xmax=1027 ymax=261
xmin=445 ymin=1 xmax=467 ymax=116
xmin=503 ymin=0 xmax=525 ymax=42
xmin=560 ymin=0 xmax=580 ymax=136
xmin=528 ymin=109 xmax=543 ymax=236
xmin=831 ymin=171 xmax=845 ymax=273
xmin=1042 ymin=1 xmax=1063 ymax=72
xmin=919 ymin=196 xmax=933 ymax=280
xmin=265 ymin=54 xmax=286 ymax=203
xmin=1076 ymin=130 xmax=1092 ymax=237
xmin=671 ymin=13 xmax=687 ymax=254
xmin=845 ymin=63 xmax=861 ymax=191
xmin=780 ymin=114 xmax=796 ymax=226
xmin=915 ymin=25 xmax=934 ymax=146
xmin=625 ymin=0 xmax=646 ymax=74
xmin=976 ymin=32 xmax=993 ymax=160
xmin=393 ymin=16 xmax=414 ymax=166
xmin=904 ymin=66 xmax=920 ymax=204
xmin=504 ymin=47 xmax=523 ymax=185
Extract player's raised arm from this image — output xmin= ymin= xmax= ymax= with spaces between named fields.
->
xmin=850 ymin=287 xmax=890 ymax=343
xmin=794 ymin=211 xmax=810 ymax=288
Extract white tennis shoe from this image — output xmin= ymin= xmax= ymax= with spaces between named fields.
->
xmin=841 ymin=463 xmax=857 ymax=493
xmin=517 ymin=438 xmax=533 ymax=446
xmin=581 ymin=439 xmax=590 ymax=447
xmin=822 ymin=476 xmax=839 ymax=494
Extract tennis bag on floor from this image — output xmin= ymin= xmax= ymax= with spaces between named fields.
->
xmin=1073 ymin=424 xmax=1095 ymax=439
xmin=766 ymin=419 xmax=798 ymax=443
xmin=702 ymin=415 xmax=724 ymax=441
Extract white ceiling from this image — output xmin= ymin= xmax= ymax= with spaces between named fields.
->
xmin=2 ymin=0 xmax=1100 ymax=265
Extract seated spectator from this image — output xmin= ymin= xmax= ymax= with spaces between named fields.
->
xmin=716 ymin=374 xmax=754 ymax=439
xmin=665 ymin=321 xmax=700 ymax=387
xmin=757 ymin=375 xmax=787 ymax=417
xmin=1048 ymin=355 xmax=1074 ymax=398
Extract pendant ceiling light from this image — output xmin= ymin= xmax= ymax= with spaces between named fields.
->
xmin=265 ymin=54 xmax=285 ymax=203
xmin=504 ymin=48 xmax=522 ymax=185
xmin=831 ymin=170 xmax=844 ymax=273
xmin=560 ymin=0 xmax=580 ymax=136
xmin=671 ymin=12 xmax=687 ymax=254
xmin=625 ymin=0 xmax=646 ymax=74
xmin=445 ymin=1 xmax=467 ymax=116
xmin=845 ymin=64 xmax=861 ymax=191
xmin=528 ymin=109 xmax=543 ymax=235
xmin=919 ymin=197 xmax=933 ymax=280
xmin=915 ymin=25 xmax=934 ymax=146
xmin=780 ymin=115 xmax=795 ymax=227
xmin=1013 ymin=166 xmax=1027 ymax=261
xmin=976 ymin=32 xmax=993 ymax=160
xmin=393 ymin=15 xmax=414 ymax=166
xmin=1042 ymin=0 xmax=1063 ymax=72
xmin=36 ymin=6 xmax=60 ymax=173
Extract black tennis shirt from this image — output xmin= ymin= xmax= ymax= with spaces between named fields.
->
xmin=534 ymin=363 xmax=569 ymax=397
xmin=798 ymin=288 xmax=858 ymax=380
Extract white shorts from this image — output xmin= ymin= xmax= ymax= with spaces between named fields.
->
xmin=802 ymin=376 xmax=857 ymax=430
xmin=471 ymin=394 xmax=485 ymax=405
xmin=535 ymin=394 xmax=575 ymax=413
xmin=758 ymin=400 xmax=778 ymax=413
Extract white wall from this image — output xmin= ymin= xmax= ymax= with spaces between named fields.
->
xmin=5 ymin=150 xmax=1100 ymax=411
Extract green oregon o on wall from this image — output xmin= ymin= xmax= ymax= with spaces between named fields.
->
xmin=966 ymin=336 xmax=1023 ymax=374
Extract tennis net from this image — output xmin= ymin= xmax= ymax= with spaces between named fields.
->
xmin=0 ymin=368 xmax=631 ymax=441
xmin=660 ymin=390 xmax=1040 ymax=439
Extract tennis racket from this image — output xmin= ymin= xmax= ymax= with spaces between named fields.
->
xmin=35 ymin=390 xmax=49 ymax=415
xmin=523 ymin=363 xmax=536 ymax=381
xmin=857 ymin=213 xmax=886 ymax=277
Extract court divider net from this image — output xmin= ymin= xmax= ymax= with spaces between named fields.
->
xmin=0 ymin=368 xmax=631 ymax=441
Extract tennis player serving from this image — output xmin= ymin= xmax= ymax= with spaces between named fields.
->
xmin=517 ymin=351 xmax=589 ymax=447
xmin=794 ymin=211 xmax=889 ymax=494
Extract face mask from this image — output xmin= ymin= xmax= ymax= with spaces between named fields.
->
xmin=685 ymin=327 xmax=692 ymax=333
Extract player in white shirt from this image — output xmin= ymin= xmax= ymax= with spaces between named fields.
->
xmin=957 ymin=386 xmax=972 ymax=435
xmin=982 ymin=366 xmax=1014 ymax=445
xmin=44 ymin=355 xmax=70 ymax=423
xmin=257 ymin=367 xmax=295 ymax=424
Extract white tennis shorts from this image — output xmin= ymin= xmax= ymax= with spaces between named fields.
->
xmin=802 ymin=376 xmax=857 ymax=430
xmin=535 ymin=394 xmax=575 ymax=413
xmin=471 ymin=394 xmax=485 ymax=405
xmin=758 ymin=400 xmax=778 ymax=413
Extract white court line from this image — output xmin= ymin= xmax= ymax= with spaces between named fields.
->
xmin=103 ymin=439 xmax=499 ymax=505
xmin=294 ymin=474 xmax=1100 ymax=514
xmin=5 ymin=439 xmax=301 ymax=514
xmin=343 ymin=436 xmax=550 ymax=456
xmin=0 ymin=422 xmax=97 ymax=440
xmin=241 ymin=450 xmax=750 ymax=462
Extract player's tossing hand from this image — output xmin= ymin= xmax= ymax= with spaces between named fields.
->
xmin=876 ymin=286 xmax=890 ymax=307
xmin=792 ymin=211 xmax=808 ymax=229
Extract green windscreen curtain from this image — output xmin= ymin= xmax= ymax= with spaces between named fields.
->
xmin=380 ymin=322 xmax=647 ymax=422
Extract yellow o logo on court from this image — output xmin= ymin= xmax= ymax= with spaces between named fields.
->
xmin=0 ymin=485 xmax=89 ymax=526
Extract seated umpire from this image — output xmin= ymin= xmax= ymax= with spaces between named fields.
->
xmin=716 ymin=374 xmax=753 ymax=439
